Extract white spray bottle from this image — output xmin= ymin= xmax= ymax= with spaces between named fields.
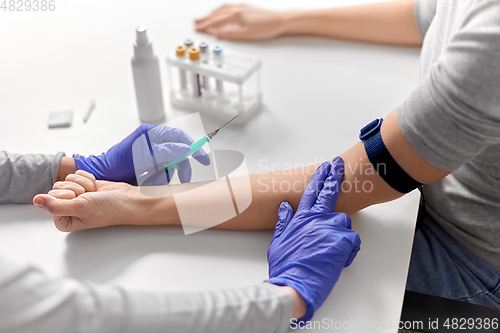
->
xmin=131 ymin=25 xmax=165 ymax=123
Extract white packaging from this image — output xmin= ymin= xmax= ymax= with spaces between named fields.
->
xmin=48 ymin=110 xmax=73 ymax=128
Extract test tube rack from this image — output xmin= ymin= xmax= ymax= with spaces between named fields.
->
xmin=166 ymin=42 xmax=262 ymax=124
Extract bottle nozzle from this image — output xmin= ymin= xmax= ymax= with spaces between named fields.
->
xmin=133 ymin=25 xmax=153 ymax=59
xmin=136 ymin=25 xmax=149 ymax=44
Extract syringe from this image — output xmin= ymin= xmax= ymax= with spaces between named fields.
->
xmin=164 ymin=115 xmax=238 ymax=172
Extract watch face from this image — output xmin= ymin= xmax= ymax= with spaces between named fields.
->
xmin=359 ymin=118 xmax=383 ymax=141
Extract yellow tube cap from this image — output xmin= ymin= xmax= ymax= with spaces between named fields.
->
xmin=189 ymin=47 xmax=200 ymax=61
xmin=176 ymin=45 xmax=186 ymax=57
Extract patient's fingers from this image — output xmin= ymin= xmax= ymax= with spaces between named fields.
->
xmin=34 ymin=193 xmax=85 ymax=217
xmin=75 ymin=170 xmax=97 ymax=188
xmin=53 ymin=181 xmax=86 ymax=196
xmin=196 ymin=10 xmax=242 ymax=32
xmin=48 ymin=189 xmax=76 ymax=200
xmin=196 ymin=4 xmax=246 ymax=25
xmin=65 ymin=173 xmax=95 ymax=192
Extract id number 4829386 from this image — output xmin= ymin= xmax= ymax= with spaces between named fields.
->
xmin=1 ymin=0 xmax=55 ymax=11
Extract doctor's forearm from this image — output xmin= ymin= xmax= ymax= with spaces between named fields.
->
xmin=57 ymin=157 xmax=77 ymax=181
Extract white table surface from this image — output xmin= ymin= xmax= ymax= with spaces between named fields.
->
xmin=0 ymin=0 xmax=421 ymax=331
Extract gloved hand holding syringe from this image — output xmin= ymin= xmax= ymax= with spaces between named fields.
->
xmin=124 ymin=115 xmax=238 ymax=186
xmin=163 ymin=115 xmax=238 ymax=172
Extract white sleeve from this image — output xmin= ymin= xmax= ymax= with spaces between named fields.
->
xmin=0 ymin=257 xmax=294 ymax=333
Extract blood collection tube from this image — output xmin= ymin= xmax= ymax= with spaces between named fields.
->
xmin=176 ymin=45 xmax=187 ymax=90
xmin=184 ymin=38 xmax=194 ymax=49
xmin=184 ymin=39 xmax=195 ymax=92
xmin=189 ymin=47 xmax=201 ymax=97
xmin=213 ymin=45 xmax=224 ymax=94
xmin=199 ymin=41 xmax=210 ymax=90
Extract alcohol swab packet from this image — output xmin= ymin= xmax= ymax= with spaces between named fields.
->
xmin=48 ymin=110 xmax=73 ymax=129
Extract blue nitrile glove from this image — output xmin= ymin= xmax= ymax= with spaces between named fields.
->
xmin=74 ymin=124 xmax=210 ymax=184
xmin=266 ymin=157 xmax=361 ymax=322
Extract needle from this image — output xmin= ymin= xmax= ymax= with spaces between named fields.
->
xmin=207 ymin=115 xmax=238 ymax=139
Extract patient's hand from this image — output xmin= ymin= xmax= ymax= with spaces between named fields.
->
xmin=33 ymin=170 xmax=159 ymax=232
xmin=195 ymin=5 xmax=289 ymax=40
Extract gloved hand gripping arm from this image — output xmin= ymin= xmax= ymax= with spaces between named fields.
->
xmin=266 ymin=157 xmax=361 ymax=322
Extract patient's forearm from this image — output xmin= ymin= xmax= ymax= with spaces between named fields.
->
xmin=283 ymin=0 xmax=422 ymax=46
xmin=157 ymin=167 xmax=316 ymax=229
xmin=155 ymin=110 xmax=449 ymax=230
xmin=217 ymin=160 xmax=398 ymax=229
xmin=158 ymin=160 xmax=394 ymax=230
xmin=160 ymin=155 xmax=400 ymax=230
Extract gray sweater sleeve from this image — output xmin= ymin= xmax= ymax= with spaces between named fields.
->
xmin=0 ymin=256 xmax=294 ymax=333
xmin=398 ymin=0 xmax=500 ymax=170
xmin=0 ymin=151 xmax=65 ymax=204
